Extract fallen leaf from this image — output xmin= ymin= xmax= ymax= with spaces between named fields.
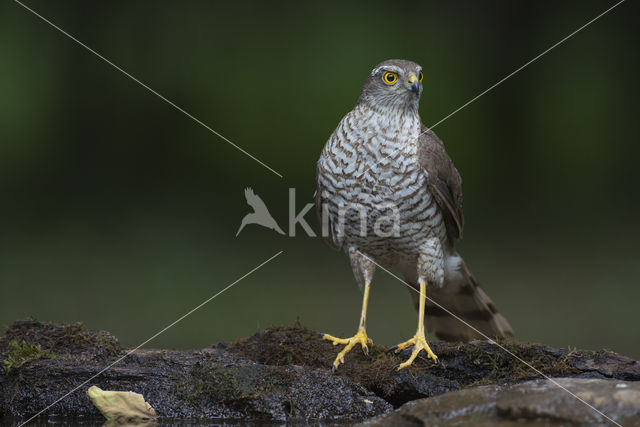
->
xmin=87 ymin=385 xmax=157 ymax=424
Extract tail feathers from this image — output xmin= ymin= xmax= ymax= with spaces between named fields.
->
xmin=409 ymin=254 xmax=514 ymax=342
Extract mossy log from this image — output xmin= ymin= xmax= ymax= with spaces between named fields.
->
xmin=1 ymin=319 xmax=638 ymax=423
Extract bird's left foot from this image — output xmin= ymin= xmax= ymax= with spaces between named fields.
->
xmin=390 ymin=331 xmax=437 ymax=370
xmin=322 ymin=328 xmax=372 ymax=371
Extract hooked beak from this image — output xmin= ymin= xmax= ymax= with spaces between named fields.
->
xmin=406 ymin=73 xmax=420 ymax=95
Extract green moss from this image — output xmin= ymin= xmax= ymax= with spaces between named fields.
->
xmin=0 ymin=319 xmax=121 ymax=361
xmin=54 ymin=322 xmax=121 ymax=358
xmin=259 ymin=365 xmax=295 ymax=392
xmin=462 ymin=339 xmax=582 ymax=387
xmin=2 ymin=339 xmax=58 ymax=373
xmin=175 ymin=363 xmax=296 ymax=410
xmin=195 ymin=366 xmax=256 ymax=402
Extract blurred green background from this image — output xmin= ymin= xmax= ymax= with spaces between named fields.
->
xmin=1 ymin=1 xmax=639 ymax=359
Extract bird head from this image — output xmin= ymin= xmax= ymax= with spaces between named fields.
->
xmin=358 ymin=59 xmax=423 ymax=113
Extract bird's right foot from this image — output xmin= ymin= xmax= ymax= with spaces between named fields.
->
xmin=322 ymin=328 xmax=372 ymax=371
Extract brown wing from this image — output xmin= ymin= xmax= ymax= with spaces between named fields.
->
xmin=417 ymin=125 xmax=464 ymax=241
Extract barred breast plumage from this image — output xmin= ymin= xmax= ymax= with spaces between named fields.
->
xmin=317 ymin=103 xmax=447 ymax=267
xmin=316 ymin=59 xmax=513 ymax=371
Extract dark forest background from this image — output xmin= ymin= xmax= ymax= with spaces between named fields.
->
xmin=1 ymin=1 xmax=639 ymax=358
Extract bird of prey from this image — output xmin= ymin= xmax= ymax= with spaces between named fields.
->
xmin=236 ymin=187 xmax=285 ymax=236
xmin=316 ymin=59 xmax=513 ymax=371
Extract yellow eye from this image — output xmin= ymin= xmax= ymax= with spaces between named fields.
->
xmin=382 ymin=72 xmax=397 ymax=85
xmin=418 ymin=71 xmax=423 ymax=82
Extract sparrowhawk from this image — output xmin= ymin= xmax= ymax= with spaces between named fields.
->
xmin=316 ymin=59 xmax=513 ymax=371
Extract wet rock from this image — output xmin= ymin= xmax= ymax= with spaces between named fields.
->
xmin=173 ymin=357 xmax=391 ymax=420
xmin=572 ymin=350 xmax=640 ymax=381
xmin=362 ymin=378 xmax=640 ymax=426
xmin=497 ymin=378 xmax=640 ymax=425
xmin=360 ymin=384 xmax=501 ymax=426
xmin=1 ymin=320 xmax=639 ymax=423
xmin=0 ymin=320 xmax=390 ymax=422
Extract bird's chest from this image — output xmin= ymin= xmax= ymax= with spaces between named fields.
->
xmin=323 ymin=113 xmax=424 ymax=206
xmin=319 ymin=112 xmax=441 ymax=256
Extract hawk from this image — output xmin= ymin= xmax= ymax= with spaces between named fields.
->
xmin=316 ymin=59 xmax=513 ymax=371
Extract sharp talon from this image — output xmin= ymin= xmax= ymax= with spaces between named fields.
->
xmin=324 ymin=328 xmax=372 ymax=369
xmin=386 ymin=345 xmax=398 ymax=354
xmin=391 ymin=333 xmax=438 ymax=370
xmin=392 ymin=364 xmax=401 ymax=371
xmin=332 ymin=364 xmax=337 ymax=373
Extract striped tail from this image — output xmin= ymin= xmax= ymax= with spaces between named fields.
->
xmin=408 ymin=253 xmax=514 ymax=342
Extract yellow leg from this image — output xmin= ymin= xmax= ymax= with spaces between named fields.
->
xmin=393 ymin=279 xmax=438 ymax=370
xmin=322 ymin=281 xmax=373 ymax=371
